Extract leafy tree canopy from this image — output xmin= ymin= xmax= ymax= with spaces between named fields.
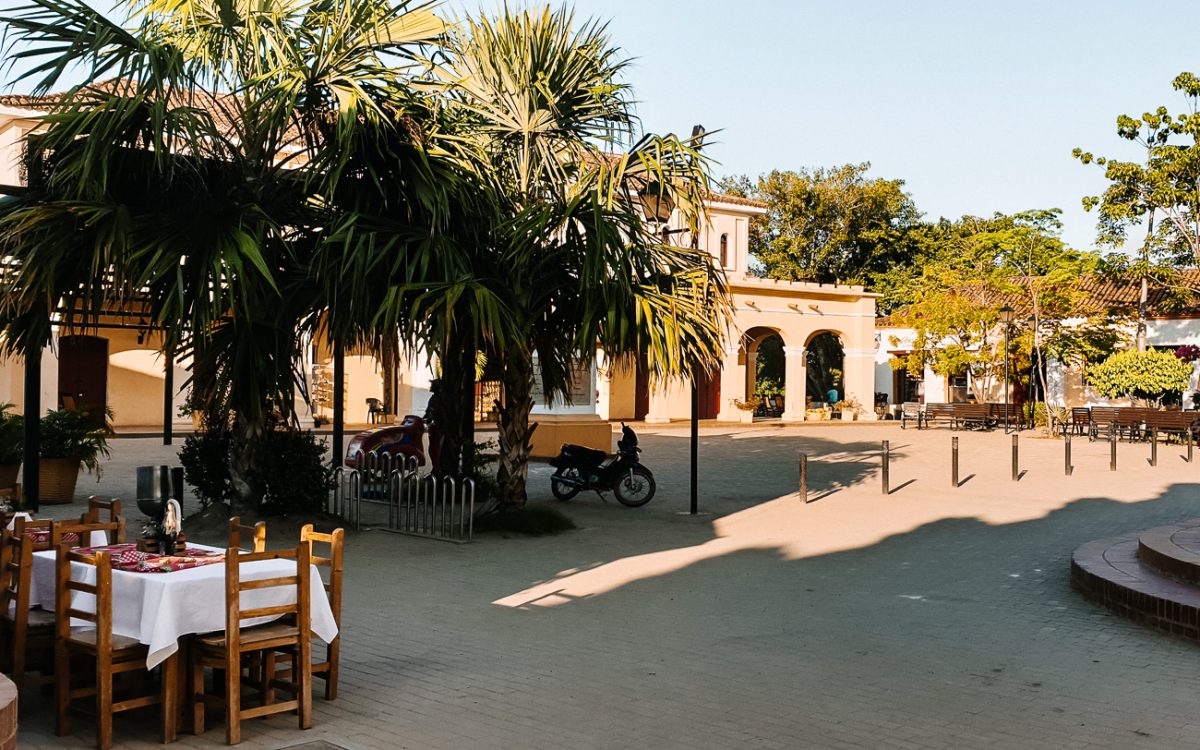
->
xmin=1087 ymin=349 xmax=1194 ymax=405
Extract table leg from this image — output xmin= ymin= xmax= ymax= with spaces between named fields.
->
xmin=161 ymin=651 xmax=178 ymax=743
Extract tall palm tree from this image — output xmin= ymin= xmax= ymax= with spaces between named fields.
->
xmin=430 ymin=6 xmax=732 ymax=507
xmin=0 ymin=0 xmax=446 ymax=508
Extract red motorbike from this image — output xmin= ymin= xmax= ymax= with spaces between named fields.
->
xmin=343 ymin=414 xmax=428 ymax=469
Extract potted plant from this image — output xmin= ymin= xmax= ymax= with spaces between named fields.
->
xmin=38 ymin=408 xmax=111 ymax=504
xmin=0 ymin=404 xmax=24 ymax=490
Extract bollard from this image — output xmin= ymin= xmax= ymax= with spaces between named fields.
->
xmin=1011 ymin=433 xmax=1019 ymax=481
xmin=1151 ymin=428 xmax=1158 ymax=467
xmin=1065 ymin=433 xmax=1073 ymax=476
xmin=951 ymin=436 xmax=959 ymax=488
xmin=882 ymin=440 xmax=890 ymax=495
xmin=1189 ymin=430 xmax=1194 ymax=464
xmin=1110 ymin=429 xmax=1118 ymax=471
xmin=799 ymin=453 xmax=809 ymax=503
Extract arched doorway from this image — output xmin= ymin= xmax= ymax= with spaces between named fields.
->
xmin=743 ymin=327 xmax=785 ymax=418
xmin=806 ymin=332 xmax=845 ymax=406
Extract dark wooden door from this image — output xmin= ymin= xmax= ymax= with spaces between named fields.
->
xmin=697 ymin=367 xmax=720 ymax=420
xmin=58 ymin=335 xmax=108 ymax=426
xmin=634 ymin=359 xmax=650 ymax=421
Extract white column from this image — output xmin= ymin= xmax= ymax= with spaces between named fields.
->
xmin=717 ymin=345 xmax=752 ymax=423
xmin=781 ymin=345 xmax=807 ymax=423
xmin=842 ymin=347 xmax=878 ymax=421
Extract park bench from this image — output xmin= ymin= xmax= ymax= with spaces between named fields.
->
xmin=900 ymin=402 xmax=923 ymax=429
xmin=1088 ymin=406 xmax=1121 ymax=440
xmin=1061 ymin=407 xmax=1091 ymax=436
xmin=1143 ymin=410 xmax=1200 ymax=443
xmin=986 ymin=402 xmax=1020 ymax=431
xmin=955 ymin=403 xmax=993 ymax=430
xmin=923 ymin=403 xmax=958 ymax=429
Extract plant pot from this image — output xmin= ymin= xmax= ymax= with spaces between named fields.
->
xmin=38 ymin=458 xmax=80 ymax=504
xmin=0 ymin=463 xmax=19 ymax=490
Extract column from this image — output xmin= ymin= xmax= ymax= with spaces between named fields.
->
xmin=843 ymin=347 xmax=879 ymax=421
xmin=717 ymin=344 xmax=750 ymax=423
xmin=780 ymin=345 xmax=807 ymax=423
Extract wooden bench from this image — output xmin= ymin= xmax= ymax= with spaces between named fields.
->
xmin=955 ymin=403 xmax=993 ymax=430
xmin=985 ymin=403 xmax=1020 ymax=430
xmin=1144 ymin=410 xmax=1200 ymax=442
xmin=900 ymin=402 xmax=923 ymax=429
xmin=923 ymin=403 xmax=958 ymax=429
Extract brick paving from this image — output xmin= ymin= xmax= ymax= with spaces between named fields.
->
xmin=17 ymin=424 xmax=1200 ymax=748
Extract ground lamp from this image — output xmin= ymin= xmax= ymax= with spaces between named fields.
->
xmin=999 ymin=305 xmax=1015 ymax=433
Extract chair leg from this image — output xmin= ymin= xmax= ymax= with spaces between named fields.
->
xmin=225 ymin=651 xmax=241 ymax=746
xmin=97 ymin=657 xmax=113 ymax=750
xmin=190 ymin=649 xmax=205 ymax=735
xmin=262 ymin=652 xmax=275 ymax=706
xmin=54 ymin=643 xmax=70 ymax=737
xmin=298 ymin=647 xmax=312 ymax=730
xmin=326 ymin=640 xmax=339 ymax=701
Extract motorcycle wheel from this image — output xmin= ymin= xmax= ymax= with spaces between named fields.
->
xmin=614 ymin=466 xmax=656 ymax=507
xmin=551 ymin=467 xmax=582 ymax=500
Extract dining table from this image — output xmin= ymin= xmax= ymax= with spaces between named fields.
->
xmin=27 ymin=542 xmax=339 ymax=669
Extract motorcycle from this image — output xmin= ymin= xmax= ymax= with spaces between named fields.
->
xmin=343 ymin=414 xmax=428 ymax=469
xmin=549 ymin=423 xmax=656 ymax=507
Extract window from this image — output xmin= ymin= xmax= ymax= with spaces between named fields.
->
xmin=719 ymin=233 xmax=729 ymax=267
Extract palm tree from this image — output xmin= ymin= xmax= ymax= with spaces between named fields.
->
xmin=0 ymin=0 xmax=446 ymax=509
xmin=429 ymin=7 xmax=732 ymax=508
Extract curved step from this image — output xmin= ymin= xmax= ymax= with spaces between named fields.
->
xmin=1138 ymin=521 xmax=1200 ymax=584
xmin=1071 ymin=534 xmax=1200 ymax=641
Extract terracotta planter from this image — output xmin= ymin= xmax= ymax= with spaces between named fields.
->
xmin=0 ymin=464 xmax=19 ymax=491
xmin=38 ymin=458 xmax=80 ymax=504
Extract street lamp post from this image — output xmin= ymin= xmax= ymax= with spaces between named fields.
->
xmin=999 ymin=305 xmax=1015 ymax=434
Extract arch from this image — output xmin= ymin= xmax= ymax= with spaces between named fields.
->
xmin=740 ymin=326 xmax=788 ymax=418
xmin=805 ymin=331 xmax=845 ymax=407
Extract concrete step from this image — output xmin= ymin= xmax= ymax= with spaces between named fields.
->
xmin=1137 ymin=520 xmax=1200 ymax=584
xmin=1071 ymin=532 xmax=1200 ymax=642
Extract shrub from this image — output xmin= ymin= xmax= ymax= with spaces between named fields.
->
xmin=0 ymin=404 xmax=23 ymax=466
xmin=256 ymin=429 xmax=334 ymax=515
xmin=1088 ymin=349 xmax=1194 ymax=404
xmin=40 ymin=408 xmax=111 ymax=477
xmin=179 ymin=429 xmax=234 ymax=509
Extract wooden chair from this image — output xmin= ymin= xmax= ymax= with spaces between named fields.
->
xmin=228 ymin=517 xmax=266 ymax=553
xmin=266 ymin=525 xmax=344 ymax=700
xmin=81 ymin=496 xmax=124 ymax=538
xmin=0 ymin=528 xmax=54 ymax=688
xmin=54 ymin=545 xmax=177 ymax=749
xmin=52 ymin=519 xmax=124 ymax=548
xmin=189 ymin=544 xmax=313 ymax=745
xmin=14 ymin=516 xmax=54 ymax=552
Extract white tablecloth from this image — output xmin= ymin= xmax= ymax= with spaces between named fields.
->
xmin=29 ymin=543 xmax=338 ymax=669
xmin=6 ymin=512 xmax=108 ymax=546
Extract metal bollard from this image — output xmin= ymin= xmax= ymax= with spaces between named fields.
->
xmin=1189 ymin=430 xmax=1194 ymax=464
xmin=799 ymin=453 xmax=809 ymax=503
xmin=1065 ymin=433 xmax=1073 ymax=476
xmin=1011 ymin=433 xmax=1019 ymax=481
xmin=882 ymin=440 xmax=890 ymax=495
xmin=1151 ymin=428 xmax=1158 ymax=467
xmin=1110 ymin=429 xmax=1118 ymax=471
xmin=951 ymin=436 xmax=959 ymax=488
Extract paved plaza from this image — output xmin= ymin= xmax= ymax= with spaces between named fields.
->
xmin=18 ymin=423 xmax=1200 ymax=748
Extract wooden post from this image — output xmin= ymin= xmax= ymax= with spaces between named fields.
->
xmin=332 ymin=343 xmax=345 ymax=469
xmin=22 ymin=348 xmax=40 ymax=512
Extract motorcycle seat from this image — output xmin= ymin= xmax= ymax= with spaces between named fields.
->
xmin=560 ymin=444 xmax=607 ymax=466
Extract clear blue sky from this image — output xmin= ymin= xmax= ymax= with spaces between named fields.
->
xmin=9 ymin=1 xmax=1200 ymax=253
xmin=453 ymin=0 xmax=1200 ymax=254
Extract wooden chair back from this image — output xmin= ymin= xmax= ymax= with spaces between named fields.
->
xmin=1 ymin=528 xmax=46 ymax=687
xmin=52 ymin=519 xmax=123 ymax=548
xmin=229 ymin=517 xmax=266 ymax=552
xmin=301 ymin=525 xmax=343 ymax=698
xmin=225 ymin=544 xmax=310 ymax=643
xmin=82 ymin=496 xmax=122 ymax=523
xmin=54 ymin=545 xmax=111 ymax=646
xmin=14 ymin=516 xmax=54 ymax=552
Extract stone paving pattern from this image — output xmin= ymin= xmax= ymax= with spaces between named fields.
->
xmin=17 ymin=424 xmax=1200 ymax=748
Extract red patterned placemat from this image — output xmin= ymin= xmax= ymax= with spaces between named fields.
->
xmin=75 ymin=543 xmax=225 ymax=573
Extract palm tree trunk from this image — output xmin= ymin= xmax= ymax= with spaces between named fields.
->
xmin=228 ymin=411 xmax=266 ymax=513
xmin=496 ymin=352 xmax=536 ymax=509
xmin=436 ymin=327 xmax=475 ymax=477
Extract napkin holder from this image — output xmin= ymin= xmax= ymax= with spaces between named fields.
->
xmin=138 ymin=532 xmax=186 ymax=554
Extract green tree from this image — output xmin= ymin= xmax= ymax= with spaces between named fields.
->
xmin=427 ymin=7 xmax=730 ymax=508
xmin=0 ymin=0 xmax=446 ymax=509
xmin=718 ymin=164 xmax=920 ymax=286
xmin=1087 ymin=349 xmax=1193 ymax=405
xmin=1075 ymin=71 xmax=1200 ymax=349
